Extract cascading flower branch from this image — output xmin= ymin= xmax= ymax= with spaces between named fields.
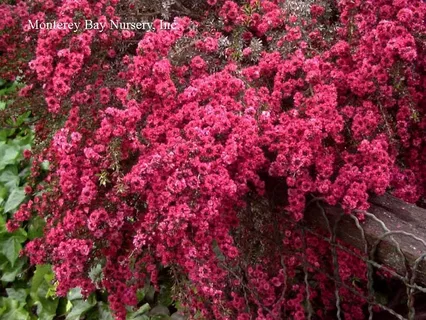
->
xmin=1 ymin=0 xmax=425 ymax=319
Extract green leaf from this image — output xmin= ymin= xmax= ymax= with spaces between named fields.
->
xmin=0 ymin=128 xmax=16 ymax=141
xmin=55 ymin=297 xmax=72 ymax=317
xmin=1 ymin=258 xmax=26 ymax=282
xmin=31 ymin=265 xmax=52 ymax=293
xmin=11 ymin=228 xmax=28 ymax=242
xmin=0 ymin=227 xmax=27 ymax=242
xmin=0 ymin=297 xmax=30 ymax=320
xmin=0 ymin=215 xmax=5 ymax=230
xmin=136 ymin=288 xmax=146 ymax=303
xmin=66 ymin=300 xmax=73 ymax=313
xmin=88 ymin=263 xmax=103 ymax=284
xmin=65 ymin=289 xmax=97 ymax=320
xmin=6 ymin=288 xmax=28 ymax=303
xmin=67 ymin=288 xmax=83 ymax=301
xmin=65 ymin=297 xmax=97 ymax=320
xmin=9 ymin=131 xmax=33 ymax=150
xmin=85 ymin=302 xmax=115 ymax=320
xmin=15 ymin=111 xmax=31 ymax=127
xmin=0 ymin=235 xmax=22 ymax=267
xmin=126 ymin=303 xmax=151 ymax=320
xmin=28 ymin=216 xmax=46 ymax=240
xmin=40 ymin=160 xmax=50 ymax=171
xmin=96 ymin=302 xmax=115 ymax=320
xmin=0 ymin=166 xmax=19 ymax=190
xmin=149 ymin=305 xmax=170 ymax=317
xmin=34 ymin=299 xmax=58 ymax=320
xmin=0 ymin=184 xmax=8 ymax=201
xmin=0 ymin=130 xmax=8 ymax=141
xmin=4 ymin=187 xmax=26 ymax=213
xmin=30 ymin=265 xmax=59 ymax=320
xmin=0 ymin=144 xmax=19 ymax=170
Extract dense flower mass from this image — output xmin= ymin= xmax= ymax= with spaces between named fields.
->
xmin=1 ymin=0 xmax=425 ymax=319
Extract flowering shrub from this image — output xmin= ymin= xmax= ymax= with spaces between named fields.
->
xmin=1 ymin=0 xmax=425 ymax=319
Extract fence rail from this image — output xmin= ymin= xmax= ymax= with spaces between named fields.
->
xmin=302 ymin=194 xmax=426 ymax=319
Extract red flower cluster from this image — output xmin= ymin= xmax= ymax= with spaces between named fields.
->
xmin=2 ymin=0 xmax=425 ymax=319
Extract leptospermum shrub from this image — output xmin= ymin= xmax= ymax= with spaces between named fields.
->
xmin=1 ymin=0 xmax=425 ymax=319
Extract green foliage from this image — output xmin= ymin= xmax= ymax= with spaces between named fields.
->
xmin=0 ymin=221 xmax=26 ymax=267
xmin=0 ymin=80 xmax=64 ymax=319
xmin=0 ymin=80 xmax=63 ymax=320
xmin=0 ymin=81 xmax=33 ymax=295
xmin=65 ymin=288 xmax=99 ymax=320
xmin=29 ymin=265 xmax=60 ymax=320
xmin=0 ymin=297 xmax=30 ymax=320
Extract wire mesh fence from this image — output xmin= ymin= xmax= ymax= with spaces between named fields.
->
xmin=297 ymin=194 xmax=426 ymax=320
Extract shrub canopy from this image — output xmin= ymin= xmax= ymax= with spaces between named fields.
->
xmin=1 ymin=0 xmax=425 ymax=319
